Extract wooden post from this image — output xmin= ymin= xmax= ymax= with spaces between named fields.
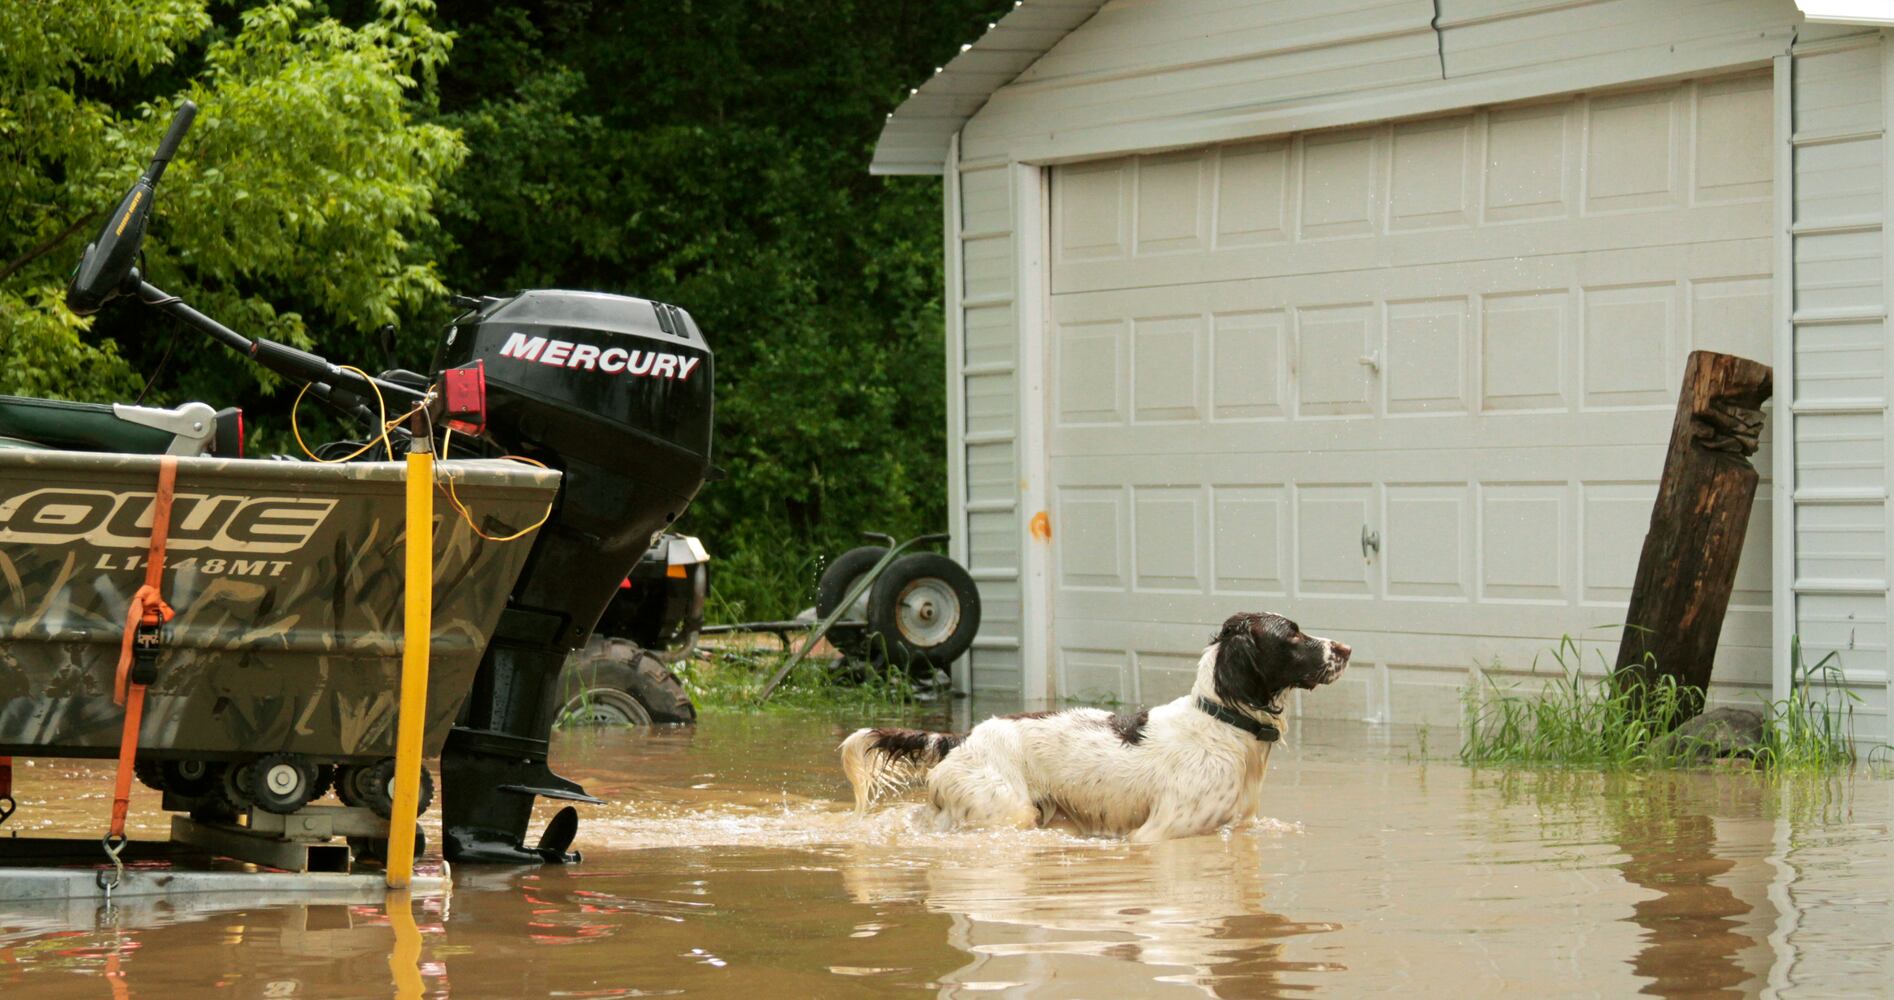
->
xmin=1613 ymin=351 xmax=1772 ymax=723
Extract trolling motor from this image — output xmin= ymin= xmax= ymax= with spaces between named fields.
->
xmin=61 ymin=101 xmax=716 ymax=864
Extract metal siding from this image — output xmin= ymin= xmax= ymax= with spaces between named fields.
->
xmin=957 ymin=163 xmax=1025 ymax=696
xmin=1788 ymin=32 xmax=1890 ymax=745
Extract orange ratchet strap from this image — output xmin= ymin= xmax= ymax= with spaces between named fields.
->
xmin=106 ymin=455 xmax=179 ymax=843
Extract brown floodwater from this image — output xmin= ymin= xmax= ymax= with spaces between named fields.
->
xmin=2 ymin=705 xmax=1890 ymax=999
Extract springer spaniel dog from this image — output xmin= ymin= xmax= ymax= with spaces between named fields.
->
xmin=840 ymin=611 xmax=1349 ymax=842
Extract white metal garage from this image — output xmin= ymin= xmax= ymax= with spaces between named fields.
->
xmin=875 ymin=0 xmax=1894 ymax=743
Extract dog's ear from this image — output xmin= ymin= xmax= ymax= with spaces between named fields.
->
xmin=1212 ymin=617 xmax=1285 ymax=713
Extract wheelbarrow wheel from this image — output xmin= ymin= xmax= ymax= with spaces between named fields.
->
xmin=557 ymin=637 xmax=695 ymax=726
xmin=816 ymin=546 xmax=886 ymax=658
xmin=865 ymin=552 xmax=981 ymax=674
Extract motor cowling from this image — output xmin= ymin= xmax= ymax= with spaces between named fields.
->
xmin=432 ymin=289 xmax=714 ymax=863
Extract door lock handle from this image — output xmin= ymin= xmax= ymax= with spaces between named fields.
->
xmin=1361 ymin=524 xmax=1380 ymax=559
xmin=1358 ymin=351 xmax=1380 ymax=374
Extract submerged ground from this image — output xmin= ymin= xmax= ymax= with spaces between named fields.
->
xmin=2 ymin=705 xmax=1889 ymax=998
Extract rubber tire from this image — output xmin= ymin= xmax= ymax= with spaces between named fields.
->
xmin=362 ymin=758 xmax=435 ymax=820
xmin=815 ymin=546 xmax=888 ymax=619
xmin=221 ymin=762 xmax=256 ymax=812
xmin=865 ymin=552 xmax=982 ymax=673
xmin=335 ymin=764 xmax=375 ymax=809
xmin=559 ymin=637 xmax=695 ymax=726
xmin=250 ymin=753 xmax=319 ymax=816
xmin=134 ymin=758 xmax=167 ymax=793
xmin=161 ymin=759 xmax=220 ymax=799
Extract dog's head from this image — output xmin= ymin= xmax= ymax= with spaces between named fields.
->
xmin=1210 ymin=612 xmax=1351 ymax=713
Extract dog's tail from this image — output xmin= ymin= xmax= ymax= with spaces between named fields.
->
xmin=839 ymin=726 xmax=963 ymax=813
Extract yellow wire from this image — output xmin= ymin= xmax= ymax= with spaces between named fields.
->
xmin=437 ymin=426 xmax=554 ymax=543
xmin=290 ymin=364 xmax=420 ymax=463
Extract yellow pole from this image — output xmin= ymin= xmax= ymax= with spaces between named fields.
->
xmin=386 ymin=443 xmax=433 ymax=889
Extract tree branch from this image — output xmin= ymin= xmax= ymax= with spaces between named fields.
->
xmin=0 ymin=212 xmax=99 ymax=284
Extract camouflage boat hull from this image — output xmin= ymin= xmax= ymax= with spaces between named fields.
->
xmin=0 ymin=451 xmax=560 ymax=761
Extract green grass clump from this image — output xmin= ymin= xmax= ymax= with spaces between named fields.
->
xmin=671 ymin=645 xmax=925 ymax=715
xmin=1461 ymin=635 xmax=1860 ymax=772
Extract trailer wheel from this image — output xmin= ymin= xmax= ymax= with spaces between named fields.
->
xmin=251 ymin=753 xmax=320 ymax=815
xmin=221 ymin=762 xmax=256 ymax=812
xmin=134 ymin=758 xmax=167 ymax=793
xmin=865 ymin=553 xmax=982 ymax=674
xmin=558 ymin=637 xmax=695 ymax=726
xmin=161 ymin=759 xmax=220 ymax=799
xmin=360 ymin=758 xmax=435 ymax=819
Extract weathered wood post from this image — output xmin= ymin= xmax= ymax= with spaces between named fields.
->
xmin=1613 ymin=351 xmax=1772 ymax=724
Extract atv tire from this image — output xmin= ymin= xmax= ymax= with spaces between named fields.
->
xmin=558 ymin=637 xmax=695 ymax=726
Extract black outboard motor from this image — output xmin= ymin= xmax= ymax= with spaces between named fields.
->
xmin=434 ymin=289 xmax=713 ymax=862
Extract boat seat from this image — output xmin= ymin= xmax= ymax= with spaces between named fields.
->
xmin=0 ymin=395 xmax=211 ymax=456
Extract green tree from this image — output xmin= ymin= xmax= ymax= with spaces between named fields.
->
xmin=0 ymin=0 xmax=463 ymax=404
xmin=431 ymin=1 xmax=1004 ymax=618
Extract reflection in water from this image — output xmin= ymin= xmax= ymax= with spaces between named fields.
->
xmin=1607 ymin=775 xmax=1762 ymax=998
xmin=0 ymin=718 xmax=1888 ymax=998
xmin=837 ymin=823 xmax=1338 ymax=998
xmin=388 ymin=890 xmax=424 ymax=1000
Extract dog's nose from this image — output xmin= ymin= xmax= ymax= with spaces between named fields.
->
xmin=1334 ymin=641 xmax=1352 ymax=660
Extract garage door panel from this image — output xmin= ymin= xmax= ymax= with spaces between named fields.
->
xmin=1481 ymin=289 xmax=1571 ymax=412
xmin=1485 ymin=101 xmax=1573 ymax=223
xmin=1209 ymin=310 xmax=1288 ymax=419
xmin=1581 ymin=481 xmax=1657 ymax=608
xmin=1479 ymin=483 xmax=1571 ymax=604
xmin=1132 ymin=315 xmax=1204 ymax=422
xmin=1299 ymin=127 xmax=1379 ymax=240
xmin=1386 ymin=297 xmax=1472 ymax=414
xmin=1049 ymin=600 xmax=1775 ymax=664
xmin=1693 ymin=74 xmax=1772 ymax=205
xmin=1133 ymin=486 xmax=1206 ymax=592
xmin=1295 ymin=303 xmax=1376 ymax=417
xmin=1055 ymin=319 xmax=1127 ymax=426
xmin=1583 ymin=87 xmax=1682 ymax=215
xmin=1053 ymin=203 xmax=1770 ymax=294
xmin=1046 ymin=239 xmax=1770 ymax=324
xmin=1056 ymin=487 xmax=1126 ymax=590
xmin=1389 ymin=115 xmax=1476 ymax=232
xmin=1135 ymin=150 xmax=1211 ymax=255
xmin=1296 ymin=484 xmax=1375 ymax=597
xmin=1211 ymin=484 xmax=1288 ymax=595
xmin=1385 ymin=483 xmax=1472 ymax=601
xmin=1045 ymin=74 xmax=1772 ymax=705
xmin=1049 ymin=75 xmax=1769 ymax=297
xmin=1215 ymin=140 xmax=1291 ymax=248
xmin=1581 ymin=282 xmax=1678 ymax=410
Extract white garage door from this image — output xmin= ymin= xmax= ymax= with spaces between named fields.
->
xmin=1045 ymin=73 xmax=1775 ymax=724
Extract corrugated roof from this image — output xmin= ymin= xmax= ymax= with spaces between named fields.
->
xmin=869 ymin=0 xmax=1110 ymax=175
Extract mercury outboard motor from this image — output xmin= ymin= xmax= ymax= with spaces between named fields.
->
xmin=434 ymin=290 xmax=714 ymax=862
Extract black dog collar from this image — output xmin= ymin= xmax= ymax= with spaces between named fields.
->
xmin=1196 ymin=697 xmax=1281 ymax=742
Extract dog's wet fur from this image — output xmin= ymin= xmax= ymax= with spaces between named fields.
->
xmin=840 ymin=611 xmax=1350 ymax=841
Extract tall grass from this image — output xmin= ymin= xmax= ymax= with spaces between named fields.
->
xmin=1461 ymin=635 xmax=1859 ymax=771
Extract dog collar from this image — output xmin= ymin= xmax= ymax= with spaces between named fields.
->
xmin=1196 ymin=697 xmax=1280 ymax=742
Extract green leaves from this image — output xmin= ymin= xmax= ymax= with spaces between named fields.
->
xmin=0 ymin=0 xmax=462 ymax=402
